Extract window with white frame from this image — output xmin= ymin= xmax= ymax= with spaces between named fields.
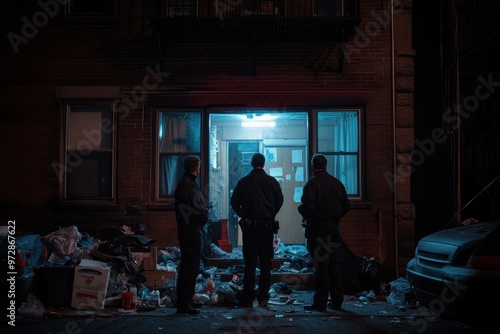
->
xmin=317 ymin=109 xmax=362 ymax=198
xmin=65 ymin=102 xmax=115 ymax=200
xmin=158 ymin=110 xmax=202 ymax=198
xmin=155 ymin=108 xmax=364 ymax=202
xmin=165 ymin=0 xmax=197 ymax=17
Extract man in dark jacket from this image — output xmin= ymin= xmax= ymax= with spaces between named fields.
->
xmin=174 ymin=156 xmax=208 ymax=315
xmin=298 ymin=154 xmax=350 ymax=312
xmin=230 ymin=153 xmax=284 ymax=307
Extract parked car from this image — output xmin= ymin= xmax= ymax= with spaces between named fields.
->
xmin=406 ymin=219 xmax=500 ymax=321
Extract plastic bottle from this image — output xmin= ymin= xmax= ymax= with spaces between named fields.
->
xmin=138 ymin=286 xmax=148 ymax=301
xmin=214 ymin=275 xmax=221 ymax=290
xmin=129 ymin=285 xmax=138 ymax=306
xmin=153 ymin=290 xmax=160 ymax=307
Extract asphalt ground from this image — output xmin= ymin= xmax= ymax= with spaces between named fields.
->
xmin=2 ymin=290 xmax=480 ymax=334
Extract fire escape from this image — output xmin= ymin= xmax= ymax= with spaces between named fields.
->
xmin=153 ymin=0 xmax=361 ymax=75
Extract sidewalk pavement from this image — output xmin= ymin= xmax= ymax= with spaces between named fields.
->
xmin=21 ymin=290 xmax=420 ymax=320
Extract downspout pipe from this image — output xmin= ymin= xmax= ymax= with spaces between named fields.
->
xmin=452 ymin=0 xmax=461 ymax=225
xmin=390 ymin=0 xmax=399 ymax=277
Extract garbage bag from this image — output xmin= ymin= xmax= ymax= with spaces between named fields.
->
xmin=18 ymin=294 xmax=44 ymax=318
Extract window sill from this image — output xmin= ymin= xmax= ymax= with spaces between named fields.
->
xmin=52 ymin=202 xmax=120 ymax=212
xmin=350 ymin=201 xmax=372 ymax=209
xmin=146 ymin=203 xmax=175 ymax=211
xmin=56 ymin=16 xmax=120 ymax=26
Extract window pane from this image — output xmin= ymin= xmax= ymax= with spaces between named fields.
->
xmin=318 ymin=111 xmax=358 ymax=152
xmin=158 ymin=111 xmax=201 ymax=198
xmin=66 ymin=153 xmax=112 ymax=199
xmin=324 ymin=154 xmax=359 ymax=196
xmin=69 ymin=0 xmax=116 ymax=15
xmin=69 ymin=105 xmax=113 ymax=150
xmin=159 ymin=112 xmax=201 ymax=153
xmin=166 ymin=0 xmax=196 ymax=17
xmin=66 ymin=103 xmax=114 ymax=200
xmin=159 ymin=154 xmax=200 ymax=197
xmin=318 ymin=110 xmax=360 ymax=197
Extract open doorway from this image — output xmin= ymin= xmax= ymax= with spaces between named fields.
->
xmin=208 ymin=111 xmax=308 ymax=246
xmin=227 ymin=141 xmax=261 ymax=247
xmin=263 ymin=140 xmax=308 ymax=244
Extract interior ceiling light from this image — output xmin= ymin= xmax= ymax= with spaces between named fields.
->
xmin=241 ymin=121 xmax=276 ymax=128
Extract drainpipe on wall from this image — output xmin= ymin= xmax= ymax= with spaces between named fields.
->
xmin=390 ymin=0 xmax=399 ymax=277
xmin=452 ymin=0 xmax=461 ymax=225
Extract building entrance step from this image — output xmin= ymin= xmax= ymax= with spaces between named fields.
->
xmin=205 ymin=246 xmax=314 ymax=290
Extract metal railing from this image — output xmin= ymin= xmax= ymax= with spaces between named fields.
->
xmin=161 ymin=0 xmax=359 ymax=18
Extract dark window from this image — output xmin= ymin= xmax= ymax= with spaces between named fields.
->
xmin=68 ymin=0 xmax=117 ymax=15
xmin=64 ymin=102 xmax=115 ymax=200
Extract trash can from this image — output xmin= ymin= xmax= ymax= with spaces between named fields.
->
xmin=34 ymin=265 xmax=75 ymax=308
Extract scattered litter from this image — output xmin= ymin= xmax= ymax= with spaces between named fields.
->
xmin=356 ymin=290 xmax=376 ymax=302
xmin=118 ymin=309 xmax=136 ymax=314
xmin=18 ymin=294 xmax=44 ymax=318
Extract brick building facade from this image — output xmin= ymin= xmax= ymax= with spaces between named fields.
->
xmin=0 ymin=0 xmax=415 ymax=276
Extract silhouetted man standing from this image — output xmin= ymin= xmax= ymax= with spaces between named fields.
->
xmin=174 ymin=156 xmax=208 ymax=315
xmin=299 ymin=154 xmax=350 ymax=312
xmin=231 ymin=153 xmax=284 ymax=307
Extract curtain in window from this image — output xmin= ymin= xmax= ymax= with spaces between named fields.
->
xmin=160 ymin=155 xmax=185 ymax=196
xmin=159 ymin=114 xmax=187 ymax=153
xmin=159 ymin=114 xmax=188 ymax=196
xmin=331 ymin=113 xmax=358 ymax=194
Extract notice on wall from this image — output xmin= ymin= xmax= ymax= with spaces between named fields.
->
xmin=292 ymin=150 xmax=302 ymax=163
xmin=294 ymin=187 xmax=303 ymax=202
xmin=270 ymin=167 xmax=283 ymax=177
xmin=266 ymin=148 xmax=277 ymax=162
xmin=295 ymin=167 xmax=304 ymax=182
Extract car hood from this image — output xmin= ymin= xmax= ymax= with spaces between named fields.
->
xmin=419 ymin=221 xmax=500 ymax=247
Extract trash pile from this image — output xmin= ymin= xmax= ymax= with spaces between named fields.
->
xmin=15 ymin=222 xmax=398 ymax=316
xmin=24 ymin=222 xmax=231 ymax=313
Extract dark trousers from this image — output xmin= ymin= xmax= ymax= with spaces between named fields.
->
xmin=176 ymin=223 xmax=201 ymax=309
xmin=241 ymin=224 xmax=274 ymax=304
xmin=307 ymin=221 xmax=344 ymax=309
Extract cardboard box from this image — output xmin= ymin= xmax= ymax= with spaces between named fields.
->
xmin=71 ymin=259 xmax=111 ymax=310
xmin=143 ymin=270 xmax=176 ymax=289
xmin=131 ymin=246 xmax=157 ymax=271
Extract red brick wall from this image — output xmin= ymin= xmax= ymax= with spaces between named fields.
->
xmin=0 ymin=0 xmax=403 ymax=269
